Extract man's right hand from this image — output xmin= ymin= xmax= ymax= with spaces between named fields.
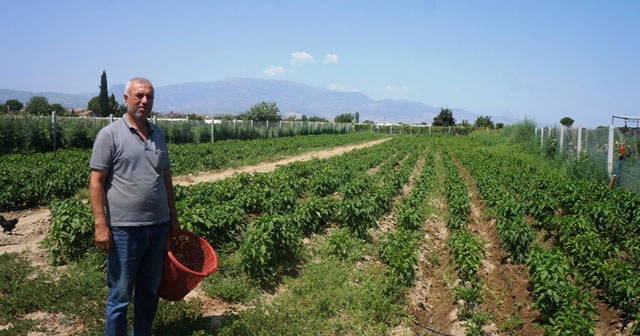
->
xmin=95 ymin=225 xmax=111 ymax=253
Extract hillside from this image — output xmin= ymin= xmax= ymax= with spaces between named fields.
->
xmin=0 ymin=78 xmax=514 ymax=125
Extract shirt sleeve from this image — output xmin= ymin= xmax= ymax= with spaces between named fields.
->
xmin=90 ymin=128 xmax=114 ymax=171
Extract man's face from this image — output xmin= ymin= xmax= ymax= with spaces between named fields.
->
xmin=124 ymin=81 xmax=154 ymax=119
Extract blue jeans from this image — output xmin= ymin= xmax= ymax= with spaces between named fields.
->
xmin=105 ymin=223 xmax=169 ymax=336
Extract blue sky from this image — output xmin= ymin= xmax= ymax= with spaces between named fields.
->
xmin=1 ymin=0 xmax=638 ymax=127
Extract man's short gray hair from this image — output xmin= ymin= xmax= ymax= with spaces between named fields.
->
xmin=124 ymin=77 xmax=153 ymax=96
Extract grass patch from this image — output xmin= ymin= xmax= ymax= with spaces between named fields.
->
xmin=0 ymin=252 xmax=107 ymax=335
xmin=153 ymin=299 xmax=210 ymax=336
xmin=216 ymin=233 xmax=406 ymax=335
xmin=201 ymin=252 xmax=260 ymax=303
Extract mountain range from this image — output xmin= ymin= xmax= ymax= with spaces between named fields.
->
xmin=0 ymin=77 xmax=516 ymax=125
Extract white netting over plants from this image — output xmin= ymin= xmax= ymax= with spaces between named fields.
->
xmin=538 ymin=116 xmax=640 ymax=194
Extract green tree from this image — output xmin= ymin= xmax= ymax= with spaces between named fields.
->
xmin=5 ymin=99 xmax=24 ymax=112
xmin=238 ymin=101 xmax=282 ymax=121
xmin=334 ymin=113 xmax=355 ymax=123
xmin=109 ymin=94 xmax=126 ymax=117
xmin=560 ymin=117 xmax=574 ymax=127
xmin=25 ymin=96 xmax=52 ymax=116
xmin=474 ymin=115 xmax=494 ymax=128
xmin=432 ymin=108 xmax=455 ymax=126
xmin=355 ymin=112 xmax=360 ymax=123
xmin=50 ymin=103 xmax=67 ymax=116
xmin=186 ymin=113 xmax=204 ymax=121
xmin=308 ymin=116 xmax=329 ymax=122
xmin=98 ymin=70 xmax=111 ymax=117
xmin=87 ymin=96 xmax=99 ymax=115
xmin=0 ymin=102 xmax=5 ymax=114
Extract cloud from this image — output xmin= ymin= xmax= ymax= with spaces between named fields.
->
xmin=322 ymin=53 xmax=339 ymax=64
xmin=383 ymin=85 xmax=411 ymax=93
xmin=290 ymin=51 xmax=316 ymax=66
xmin=263 ymin=65 xmax=286 ymax=76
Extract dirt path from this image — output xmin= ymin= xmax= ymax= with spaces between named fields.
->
xmin=409 ymin=151 xmax=463 ymax=335
xmin=0 ymin=139 xmax=388 ymax=258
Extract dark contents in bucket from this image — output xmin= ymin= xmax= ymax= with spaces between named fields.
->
xmin=170 ymin=234 xmax=207 ymax=272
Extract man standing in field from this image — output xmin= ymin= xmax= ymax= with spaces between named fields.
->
xmin=89 ymin=77 xmax=180 ymax=335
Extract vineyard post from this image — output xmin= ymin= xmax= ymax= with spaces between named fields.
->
xmin=607 ymin=122 xmax=614 ymax=175
xmin=234 ymin=119 xmax=237 ymax=139
xmin=211 ymin=117 xmax=216 ymax=142
xmin=559 ymin=126 xmax=564 ymax=153
xmin=540 ymin=127 xmax=544 ymax=147
xmin=109 ymin=114 xmax=114 ymax=124
xmin=51 ymin=111 xmax=57 ymax=152
xmin=577 ymin=125 xmax=583 ymax=155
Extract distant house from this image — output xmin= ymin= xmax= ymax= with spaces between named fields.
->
xmin=77 ymin=110 xmax=96 ymax=118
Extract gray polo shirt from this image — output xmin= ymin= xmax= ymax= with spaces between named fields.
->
xmin=90 ymin=117 xmax=171 ymax=227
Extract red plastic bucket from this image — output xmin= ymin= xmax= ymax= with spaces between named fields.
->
xmin=158 ymin=230 xmax=218 ymax=301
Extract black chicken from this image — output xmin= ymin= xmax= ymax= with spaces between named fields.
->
xmin=0 ymin=215 xmax=18 ymax=235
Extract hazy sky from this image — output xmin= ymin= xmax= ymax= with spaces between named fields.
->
xmin=1 ymin=0 xmax=638 ymax=127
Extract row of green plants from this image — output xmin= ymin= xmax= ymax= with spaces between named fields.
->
xmin=453 ymin=133 xmax=640 ymax=334
xmin=0 ymin=132 xmax=384 ymax=211
xmin=381 ymin=150 xmax=434 ymax=288
xmin=441 ymin=152 xmax=490 ymax=335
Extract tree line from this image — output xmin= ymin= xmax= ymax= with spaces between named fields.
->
xmin=431 ymin=107 xmax=503 ymax=129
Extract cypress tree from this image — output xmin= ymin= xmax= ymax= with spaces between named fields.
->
xmin=98 ymin=70 xmax=110 ymax=117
